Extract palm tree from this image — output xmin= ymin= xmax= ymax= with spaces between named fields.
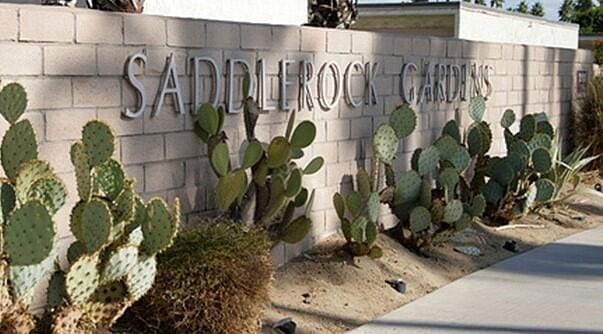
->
xmin=575 ymin=0 xmax=595 ymax=11
xmin=490 ymin=0 xmax=504 ymax=8
xmin=530 ymin=2 xmax=545 ymax=17
xmin=559 ymin=0 xmax=576 ymax=21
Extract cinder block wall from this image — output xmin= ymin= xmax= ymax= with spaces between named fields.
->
xmin=0 ymin=3 xmax=594 ymax=275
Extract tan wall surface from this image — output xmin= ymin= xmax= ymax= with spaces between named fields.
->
xmin=0 ymin=3 xmax=594 ymax=281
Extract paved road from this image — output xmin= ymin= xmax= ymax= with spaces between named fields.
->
xmin=351 ymin=227 xmax=603 ymax=334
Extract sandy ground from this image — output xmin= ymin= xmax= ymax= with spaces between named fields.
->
xmin=263 ymin=172 xmax=603 ymax=334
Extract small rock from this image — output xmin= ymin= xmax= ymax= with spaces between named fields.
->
xmin=273 ymin=318 xmax=296 ymax=334
xmin=454 ymin=246 xmax=482 ymax=257
xmin=302 ymin=293 xmax=311 ymax=304
xmin=572 ymin=215 xmax=586 ymax=222
xmin=386 ymin=279 xmax=407 ymax=294
xmin=595 ymin=183 xmax=602 ymax=193
xmin=503 ymin=240 xmax=520 ymax=253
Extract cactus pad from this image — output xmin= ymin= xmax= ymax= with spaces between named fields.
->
xmin=333 ymin=193 xmax=345 ymax=220
xmin=532 ymin=148 xmax=552 ymax=173
xmin=141 ymin=198 xmax=179 ymax=256
xmin=242 ymin=141 xmax=264 ymax=169
xmin=66 ymin=254 xmax=100 ymax=305
xmin=349 ymin=216 xmax=368 ymax=242
xmin=419 ymin=179 xmax=432 ymax=208
xmin=356 ymin=169 xmax=371 ymax=199
xmin=67 ymin=241 xmax=86 ymax=265
xmin=94 ymin=159 xmax=125 ymax=200
xmin=468 ymin=96 xmax=486 ymax=123
xmin=14 ymin=159 xmax=53 ymax=204
xmin=500 ymin=109 xmax=516 ymax=128
xmin=411 ymin=148 xmax=422 ymax=172
xmin=9 ymin=250 xmax=55 ymax=303
xmin=519 ymin=115 xmax=536 ymax=141
xmin=443 ymin=200 xmax=464 ymax=223
xmin=467 ymin=126 xmax=484 ymax=157
xmin=5 ymin=200 xmax=55 ymax=266
xmin=373 ymin=124 xmax=399 ymax=164
xmin=0 ymin=83 xmax=27 ymax=125
xmin=82 ymin=121 xmax=115 ymax=167
xmin=47 ymin=270 xmax=66 ymax=310
xmin=529 ymin=133 xmax=553 ymax=152
xmin=346 ymin=191 xmax=363 ymax=219
xmin=389 ymin=105 xmax=417 ymax=139
xmin=535 ymin=179 xmax=555 ymax=202
xmin=483 ymin=180 xmax=504 ymax=205
xmin=267 ymin=136 xmax=291 ymax=168
xmin=438 ymin=167 xmax=459 ymax=190
xmin=410 ymin=206 xmax=431 ymax=233
xmin=286 ymin=168 xmax=303 ymax=198
xmin=70 ymin=142 xmax=92 ymax=201
xmin=304 ymin=157 xmax=324 ymax=175
xmin=394 ymin=170 xmax=422 ymax=204
xmin=215 ymin=169 xmax=247 ymax=212
xmin=197 ymin=104 xmax=221 ymax=136
xmin=490 ymin=158 xmax=515 ymax=186
xmin=80 ymin=199 xmax=112 ymax=254
xmin=211 ymin=143 xmax=230 ymax=177
xmin=509 ymin=140 xmax=530 ymax=158
xmin=114 ymin=180 xmax=135 ymax=223
xmin=442 ymin=120 xmax=461 ymax=143
xmin=367 ymin=192 xmax=381 ymax=223
xmin=30 ymin=177 xmax=67 ymax=215
xmin=418 ymin=145 xmax=440 ymax=176
xmin=470 ymin=194 xmax=486 ymax=217
xmin=0 ymin=181 xmax=16 ymax=225
xmin=2 ymin=120 xmax=38 ymax=181
xmin=280 ymin=216 xmax=311 ymax=244
xmin=536 ymin=121 xmax=554 ymax=137
xmin=101 ymin=245 xmax=138 ymax=284
xmin=290 ymin=121 xmax=316 ymax=149
xmin=126 ymin=256 xmax=157 ymax=301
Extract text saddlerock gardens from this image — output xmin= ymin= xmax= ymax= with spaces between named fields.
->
xmin=124 ymin=53 xmax=493 ymax=118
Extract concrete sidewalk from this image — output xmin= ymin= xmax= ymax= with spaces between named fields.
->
xmin=351 ymin=227 xmax=603 ymax=334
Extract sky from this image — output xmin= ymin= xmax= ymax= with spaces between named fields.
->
xmin=358 ymin=1 xmax=563 ymax=21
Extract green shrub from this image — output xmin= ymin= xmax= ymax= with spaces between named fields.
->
xmin=130 ymin=221 xmax=273 ymax=334
xmin=574 ymin=75 xmax=603 ymax=172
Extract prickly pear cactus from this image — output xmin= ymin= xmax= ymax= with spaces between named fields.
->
xmin=0 ymin=83 xmax=65 ymax=333
xmin=333 ymin=169 xmax=383 ymax=258
xmin=379 ymin=100 xmax=488 ymax=250
xmin=50 ymin=120 xmax=180 ymax=332
xmin=194 ymin=72 xmax=324 ymax=245
xmin=472 ymin=105 xmax=557 ymax=223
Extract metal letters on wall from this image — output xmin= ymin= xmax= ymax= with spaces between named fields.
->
xmin=124 ymin=53 xmax=494 ymax=119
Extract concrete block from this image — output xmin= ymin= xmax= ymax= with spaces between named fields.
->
xmin=272 ymin=26 xmax=299 ymax=51
xmin=124 ymin=15 xmax=166 ymax=46
xmin=206 ymin=22 xmax=240 ymax=49
xmin=165 ymin=131 xmax=206 ymax=159
xmin=46 ymin=108 xmax=96 ymax=141
xmin=20 ymin=8 xmax=74 ymax=43
xmin=73 ymin=78 xmax=121 ymax=108
xmin=76 ymin=12 xmax=123 ymax=44
xmin=144 ymin=160 xmax=185 ymax=192
xmin=167 ymin=18 xmax=205 ymax=47
xmin=301 ymin=27 xmax=326 ymax=51
xmin=0 ymin=8 xmax=17 ymax=41
xmin=17 ymin=78 xmax=71 ymax=110
xmin=327 ymin=30 xmax=351 ymax=54
xmin=0 ymin=44 xmax=42 ymax=76
xmin=44 ymin=45 xmax=96 ymax=76
xmin=241 ymin=24 xmax=272 ymax=50
xmin=120 ymin=134 xmax=164 ymax=164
